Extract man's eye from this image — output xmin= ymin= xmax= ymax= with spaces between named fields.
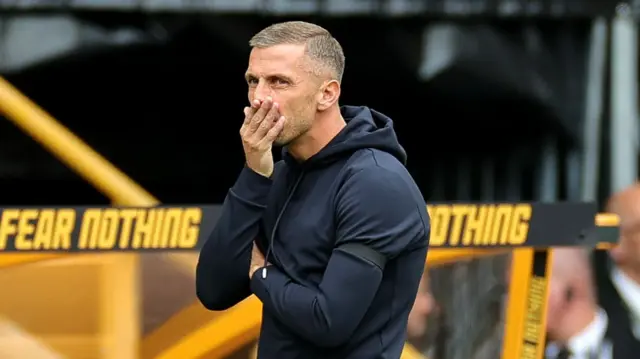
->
xmin=274 ymin=78 xmax=289 ymax=85
xmin=247 ymin=78 xmax=258 ymax=85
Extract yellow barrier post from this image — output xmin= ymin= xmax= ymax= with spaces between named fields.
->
xmin=502 ymin=213 xmax=620 ymax=359
xmin=502 ymin=249 xmax=534 ymax=358
xmin=502 ymin=249 xmax=552 ymax=359
xmin=100 ymin=253 xmax=140 ymax=359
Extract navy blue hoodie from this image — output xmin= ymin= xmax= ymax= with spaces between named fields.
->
xmin=196 ymin=106 xmax=430 ymax=359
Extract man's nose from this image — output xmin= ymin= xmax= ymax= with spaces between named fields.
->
xmin=255 ymin=80 xmax=272 ymax=100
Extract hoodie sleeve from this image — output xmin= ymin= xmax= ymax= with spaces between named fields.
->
xmin=250 ymin=167 xmax=428 ymax=347
xmin=196 ymin=167 xmax=272 ymax=311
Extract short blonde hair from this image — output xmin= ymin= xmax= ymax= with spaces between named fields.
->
xmin=249 ymin=21 xmax=345 ymax=81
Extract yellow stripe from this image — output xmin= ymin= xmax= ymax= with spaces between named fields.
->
xmin=152 ymin=296 xmax=262 ymax=359
xmin=0 ymin=254 xmax=65 ymax=269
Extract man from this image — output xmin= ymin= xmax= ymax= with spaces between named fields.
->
xmin=544 ymin=247 xmax=610 ymax=359
xmin=594 ymin=184 xmax=640 ymax=358
xmin=196 ymin=21 xmax=430 ymax=359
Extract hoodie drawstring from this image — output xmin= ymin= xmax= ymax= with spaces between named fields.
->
xmin=262 ymin=172 xmax=305 ymax=278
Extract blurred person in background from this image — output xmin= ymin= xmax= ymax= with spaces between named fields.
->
xmin=545 ymin=247 xmax=610 ymax=359
xmin=594 ymin=184 xmax=640 ymax=358
xmin=403 ymin=270 xmax=436 ymax=359
xmin=406 ymin=271 xmax=436 ymax=345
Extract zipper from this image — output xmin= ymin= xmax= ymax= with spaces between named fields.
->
xmin=262 ymin=171 xmax=305 ymax=278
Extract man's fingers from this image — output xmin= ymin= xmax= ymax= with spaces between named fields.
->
xmin=248 ymin=97 xmax=273 ymax=132
xmin=251 ymin=242 xmax=265 ymax=259
xmin=263 ymin=116 xmax=285 ymax=143
xmin=242 ymin=106 xmax=253 ymax=125
xmin=240 ymin=98 xmax=263 ymax=133
xmin=254 ymin=102 xmax=280 ymax=137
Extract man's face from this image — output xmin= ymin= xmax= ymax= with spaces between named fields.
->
xmin=245 ymin=44 xmax=320 ymax=146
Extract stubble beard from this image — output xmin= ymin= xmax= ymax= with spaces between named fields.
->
xmin=276 ymin=97 xmax=316 ymax=147
xmin=274 ymin=114 xmax=313 ymax=147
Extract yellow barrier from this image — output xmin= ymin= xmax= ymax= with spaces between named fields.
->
xmin=401 ymin=343 xmax=427 ymax=359
xmin=0 ymin=78 xmax=205 ymax=357
xmin=151 ymin=205 xmax=616 ymax=359
xmin=502 ymin=249 xmax=546 ymax=358
xmin=0 ymin=254 xmax=137 ymax=357
xmin=0 ymin=206 xmax=620 ymax=358
xmin=0 ymin=315 xmax=63 ymax=359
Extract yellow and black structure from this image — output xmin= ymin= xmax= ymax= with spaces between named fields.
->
xmin=0 ymin=75 xmax=622 ymax=359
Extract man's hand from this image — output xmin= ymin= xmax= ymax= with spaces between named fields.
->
xmin=240 ymin=97 xmax=285 ymax=178
xmin=250 ymin=242 xmax=269 ymax=279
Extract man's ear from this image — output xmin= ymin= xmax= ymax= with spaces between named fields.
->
xmin=317 ymin=80 xmax=341 ymax=111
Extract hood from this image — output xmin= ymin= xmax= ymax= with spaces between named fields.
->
xmin=283 ymin=106 xmax=407 ymax=169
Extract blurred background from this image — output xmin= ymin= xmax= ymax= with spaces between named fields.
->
xmin=0 ymin=0 xmax=637 ymax=358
